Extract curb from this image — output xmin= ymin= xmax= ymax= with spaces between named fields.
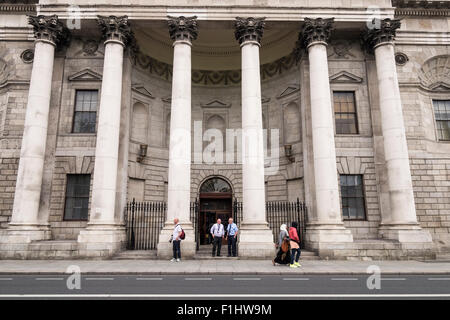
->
xmin=1 ymin=271 xmax=450 ymax=275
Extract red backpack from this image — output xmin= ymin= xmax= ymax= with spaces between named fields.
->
xmin=179 ymin=225 xmax=185 ymax=240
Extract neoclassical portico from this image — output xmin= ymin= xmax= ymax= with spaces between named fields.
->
xmin=0 ymin=7 xmax=440 ymax=260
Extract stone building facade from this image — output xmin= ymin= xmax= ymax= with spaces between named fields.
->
xmin=0 ymin=0 xmax=449 ymax=260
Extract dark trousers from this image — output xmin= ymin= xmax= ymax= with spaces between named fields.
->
xmin=290 ymin=248 xmax=301 ymax=264
xmin=212 ymin=237 xmax=222 ymax=256
xmin=172 ymin=240 xmax=181 ymax=259
xmin=227 ymin=236 xmax=237 ymax=256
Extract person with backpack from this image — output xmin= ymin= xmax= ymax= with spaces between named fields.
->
xmin=210 ymin=218 xmax=224 ymax=257
xmin=272 ymin=224 xmax=291 ymax=266
xmin=289 ymin=221 xmax=301 ymax=268
xmin=170 ymin=217 xmax=184 ymax=262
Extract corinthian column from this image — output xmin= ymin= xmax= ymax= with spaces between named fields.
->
xmin=157 ymin=16 xmax=198 ymax=259
xmin=362 ymin=19 xmax=431 ymax=243
xmin=78 ymin=16 xmax=135 ymax=256
xmin=234 ymin=17 xmax=274 ymax=258
xmin=0 ymin=15 xmax=69 ymax=245
xmin=299 ymin=18 xmax=353 ymax=248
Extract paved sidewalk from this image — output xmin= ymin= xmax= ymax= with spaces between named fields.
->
xmin=0 ymin=259 xmax=450 ymax=275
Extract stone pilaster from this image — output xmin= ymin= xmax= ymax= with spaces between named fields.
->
xmin=234 ymin=17 xmax=275 ymax=259
xmin=299 ymin=18 xmax=353 ymax=251
xmin=362 ymin=19 xmax=432 ymax=243
xmin=77 ymin=16 xmax=136 ymax=257
xmin=157 ymin=16 xmax=198 ymax=259
xmin=0 ymin=15 xmax=69 ymax=249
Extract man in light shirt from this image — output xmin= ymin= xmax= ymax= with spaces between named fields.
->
xmin=170 ymin=217 xmax=182 ymax=262
xmin=210 ymin=218 xmax=224 ymax=257
xmin=225 ymin=217 xmax=238 ymax=257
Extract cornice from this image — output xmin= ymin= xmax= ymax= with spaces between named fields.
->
xmin=392 ymin=0 xmax=450 ymax=9
xmin=393 ymin=0 xmax=450 ymax=16
xmin=36 ymin=6 xmax=395 ymax=22
xmin=0 ymin=3 xmax=36 ymax=13
xmin=395 ymin=8 xmax=450 ymax=16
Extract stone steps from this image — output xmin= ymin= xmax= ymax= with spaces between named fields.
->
xmin=435 ymin=253 xmax=450 ymax=261
xmin=112 ymin=250 xmax=157 ymax=260
xmin=28 ymin=240 xmax=79 ymax=259
xmin=194 ymin=246 xmax=320 ymax=260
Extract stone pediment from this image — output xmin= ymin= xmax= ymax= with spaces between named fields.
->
xmin=68 ymin=68 xmax=102 ymax=82
xmin=132 ymin=84 xmax=155 ymax=99
xmin=200 ymin=99 xmax=231 ymax=108
xmin=329 ymin=71 xmax=363 ymax=83
xmin=277 ymin=85 xmax=300 ymax=99
xmin=429 ymin=81 xmax=450 ymax=91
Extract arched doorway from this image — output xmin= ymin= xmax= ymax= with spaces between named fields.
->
xmin=198 ymin=177 xmax=233 ymax=245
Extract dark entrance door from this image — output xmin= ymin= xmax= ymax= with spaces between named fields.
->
xmin=198 ymin=178 xmax=233 ymax=245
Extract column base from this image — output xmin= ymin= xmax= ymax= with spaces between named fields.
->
xmin=305 ymin=224 xmax=354 ymax=247
xmin=0 ymin=224 xmax=52 ymax=243
xmin=157 ymin=223 xmax=196 ymax=259
xmin=238 ymin=223 xmax=275 ymax=259
xmin=378 ymin=224 xmax=433 ymax=243
xmin=77 ymin=225 xmax=126 ymax=258
xmin=0 ymin=224 xmax=52 ymax=259
xmin=304 ymin=224 xmax=354 ymax=259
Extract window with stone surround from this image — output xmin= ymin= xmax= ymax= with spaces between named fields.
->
xmin=72 ymin=90 xmax=98 ymax=133
xmin=340 ymin=174 xmax=366 ymax=220
xmin=64 ymin=174 xmax=90 ymax=221
xmin=333 ymin=91 xmax=359 ymax=135
xmin=433 ymin=100 xmax=450 ymax=141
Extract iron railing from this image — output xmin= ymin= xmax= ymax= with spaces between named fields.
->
xmin=266 ymin=198 xmax=307 ymax=249
xmin=125 ymin=199 xmax=166 ymax=250
xmin=233 ymin=198 xmax=307 ymax=249
xmin=190 ymin=199 xmax=199 ymax=251
xmin=125 ymin=198 xmax=307 ymax=250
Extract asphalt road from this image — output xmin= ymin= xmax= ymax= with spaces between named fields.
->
xmin=1 ymin=274 xmax=450 ymax=299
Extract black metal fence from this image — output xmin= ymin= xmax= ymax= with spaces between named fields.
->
xmin=125 ymin=199 xmax=166 ymax=250
xmin=190 ymin=199 xmax=199 ymax=251
xmin=233 ymin=198 xmax=307 ymax=249
xmin=125 ymin=198 xmax=307 ymax=250
xmin=266 ymin=198 xmax=307 ymax=249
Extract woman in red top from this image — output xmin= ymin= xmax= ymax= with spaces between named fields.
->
xmin=288 ymin=222 xmax=301 ymax=267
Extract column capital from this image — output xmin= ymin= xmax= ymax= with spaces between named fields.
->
xmin=167 ymin=16 xmax=198 ymax=44
xmin=298 ymin=17 xmax=334 ymax=49
xmin=97 ymin=15 xmax=135 ymax=47
xmin=28 ymin=15 xmax=70 ymax=47
xmin=234 ymin=17 xmax=265 ymax=46
xmin=361 ymin=18 xmax=401 ymax=53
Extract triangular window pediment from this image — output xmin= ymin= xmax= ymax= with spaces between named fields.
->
xmin=132 ymin=84 xmax=155 ymax=99
xmin=429 ymin=81 xmax=450 ymax=91
xmin=329 ymin=71 xmax=363 ymax=83
xmin=68 ymin=68 xmax=102 ymax=82
xmin=277 ymin=85 xmax=300 ymax=99
xmin=201 ymin=99 xmax=231 ymax=108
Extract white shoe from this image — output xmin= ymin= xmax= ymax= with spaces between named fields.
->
xmin=176 ymin=258 xmax=181 ymax=262
xmin=170 ymin=258 xmax=176 ymax=262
